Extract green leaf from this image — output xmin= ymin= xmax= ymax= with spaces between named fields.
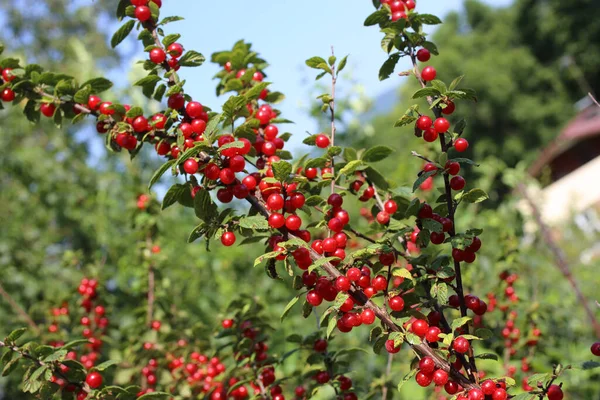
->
xmin=81 ymin=77 xmax=113 ymax=93
xmin=73 ymin=85 xmax=91 ymax=104
xmin=379 ymin=53 xmax=401 ymax=81
xmin=305 ymin=56 xmax=327 ymax=69
xmin=397 ymin=369 xmax=417 ymax=391
xmin=60 ymin=339 xmax=90 ymax=350
xmin=338 ymin=160 xmax=367 ymax=177
xmin=148 ymin=159 xmax=177 ymax=189
xmin=511 ymin=394 xmax=536 ymax=400
xmin=281 ymin=296 xmax=300 ymax=321
xmin=474 ymin=328 xmax=493 ymax=340
xmin=254 ymin=251 xmax=280 ymax=268
xmin=412 ymin=87 xmax=441 ymax=99
xmin=272 ymin=160 xmax=292 ymax=182
xmin=362 ymin=145 xmax=395 ymax=162
xmin=137 ymin=393 xmax=171 ymax=400
xmin=134 ymin=74 xmax=161 ymax=87
xmin=93 ymin=360 xmax=119 ymax=371
xmin=474 ymin=353 xmax=499 ymax=361
xmin=162 ymin=184 xmax=188 ymax=210
xmin=326 ymin=315 xmax=337 ymax=339
xmin=43 ymin=349 xmax=67 ymax=362
xmin=394 ymin=114 xmax=418 ymax=127
xmin=454 ymin=118 xmax=467 ymax=135
xmin=238 ymin=216 xmax=269 ymax=231
xmin=571 ymin=361 xmax=600 ymax=370
xmin=412 ymin=170 xmax=437 ymax=192
xmin=159 ymin=16 xmax=185 ymax=25
xmin=194 ymin=190 xmax=217 ymax=222
xmin=2 ymin=357 xmax=20 ymax=376
xmin=178 ymin=50 xmax=205 ymax=67
xmin=364 ymin=9 xmax=389 ymax=26
xmin=449 ymin=75 xmax=464 ymax=91
xmin=111 ymin=20 xmax=135 ymax=48
xmin=162 ymin=34 xmax=181 ymax=47
xmin=393 ymin=268 xmax=414 ymax=282
xmin=451 ymin=316 xmax=471 ymax=331
xmin=305 ymin=195 xmax=325 ymax=207
xmin=416 ymin=14 xmax=442 ymax=25
xmin=463 ymin=188 xmax=489 ymax=204
xmin=6 ymin=328 xmax=27 ymax=343
xmin=430 ymin=80 xmax=448 ymax=94
xmin=422 ymin=218 xmax=443 ymax=233
xmin=337 ymin=55 xmax=349 ymax=73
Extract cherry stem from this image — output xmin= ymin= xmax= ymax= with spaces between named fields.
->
xmin=407 ymin=41 xmax=479 ymax=381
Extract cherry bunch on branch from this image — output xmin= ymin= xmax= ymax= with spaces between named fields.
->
xmin=0 ymin=0 xmax=598 ymax=399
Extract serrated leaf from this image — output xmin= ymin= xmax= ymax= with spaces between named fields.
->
xmin=413 ymin=170 xmax=437 ymax=192
xmin=238 ymin=216 xmax=269 ymax=231
xmin=111 ymin=20 xmax=135 ymax=48
xmin=397 ymin=368 xmax=417 ymax=391
xmin=281 ymin=296 xmax=300 ymax=322
xmin=93 ymin=360 xmax=119 ymax=371
xmin=362 ymin=145 xmax=394 ymax=162
xmin=179 ymin=50 xmax=205 ymax=67
xmin=81 ymin=77 xmax=113 ymax=93
xmin=337 ymin=55 xmax=349 ymax=73
xmin=338 ymin=160 xmax=367 ymax=177
xmin=379 ymin=53 xmax=401 ymax=81
xmin=462 ymin=188 xmax=488 ymax=204
xmin=134 ymin=74 xmax=161 ymax=87
xmin=148 ymin=159 xmax=177 ymax=189
xmin=162 ymin=184 xmax=187 ymax=210
xmin=412 ymin=87 xmax=441 ymax=99
xmin=451 ymin=317 xmax=471 ymax=331
xmin=305 ymin=56 xmax=327 ymax=69
xmin=254 ymin=251 xmax=280 ymax=268
xmin=364 ymin=9 xmax=389 ymax=26
xmin=6 ymin=328 xmax=27 ymax=343
xmin=272 ymin=160 xmax=292 ymax=182
xmin=474 ymin=353 xmax=499 ymax=361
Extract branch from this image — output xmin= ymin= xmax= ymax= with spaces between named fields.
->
xmin=381 ymin=353 xmax=394 ymax=400
xmin=0 ymin=340 xmax=88 ymax=392
xmin=589 ymin=92 xmax=600 ymax=108
xmin=146 ymin=234 xmax=156 ymax=327
xmin=517 ymin=183 xmax=600 ymax=338
xmin=407 ymin=40 xmax=479 ymax=381
xmin=0 ymin=282 xmax=40 ymax=335
xmin=329 ymin=46 xmax=337 ymax=197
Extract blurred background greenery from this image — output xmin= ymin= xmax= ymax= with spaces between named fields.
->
xmin=0 ymin=0 xmax=598 ymax=399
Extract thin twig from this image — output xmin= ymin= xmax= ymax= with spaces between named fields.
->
xmin=381 ymin=353 xmax=394 ymax=400
xmin=589 ymin=92 xmax=600 ymax=108
xmin=517 ymin=183 xmax=600 ymax=338
xmin=0 ymin=282 xmax=40 ymax=335
xmin=146 ymin=235 xmax=155 ymax=327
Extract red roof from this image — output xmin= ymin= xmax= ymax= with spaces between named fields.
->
xmin=529 ymin=102 xmax=600 ymax=176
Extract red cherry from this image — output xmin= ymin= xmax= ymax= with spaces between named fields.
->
xmin=416 ymin=115 xmax=432 ymax=130
xmin=267 ymin=194 xmax=284 ymax=211
xmin=167 ymin=43 xmax=184 ymax=58
xmin=315 ymin=134 xmax=330 ymax=148
xmin=335 ymin=276 xmax=351 ymax=292
xmin=415 ymin=371 xmax=433 ymax=387
xmin=445 ymin=381 xmax=460 ymax=395
xmin=492 ymin=389 xmax=508 ymax=400
xmin=547 ymin=385 xmax=563 ymax=400
xmin=40 ymin=103 xmax=56 ymax=117
xmin=384 ymin=200 xmax=398 ymax=214
xmin=411 ymin=319 xmax=429 ymax=337
xmin=361 ymin=309 xmax=375 ymax=325
xmin=421 ymin=66 xmax=437 ymax=82
xmin=306 ymin=290 xmax=322 ymax=306
xmin=425 ymin=326 xmax=441 ymax=342
xmin=149 ymin=48 xmax=166 ymax=64
xmin=376 ymin=211 xmax=390 ymax=224
xmin=453 ymin=336 xmax=470 ymax=354
xmin=85 ymin=372 xmax=103 ymax=389
xmin=388 ymin=296 xmax=404 ymax=312
xmin=285 ymin=215 xmax=302 ymax=231
xmin=442 ymin=100 xmax=456 ymax=115
xmin=186 ymin=101 xmax=204 ymax=119
xmin=132 ymin=116 xmax=148 ymax=132
xmin=385 ymin=339 xmax=401 ymax=354
xmin=434 ymin=118 xmax=450 ymax=133
xmin=445 ymin=161 xmax=461 ymax=175
xmin=468 ymin=389 xmax=485 ymax=400
xmin=221 ymin=232 xmax=236 ymax=246
xmin=419 ymin=357 xmax=436 ymax=374
xmin=183 ymin=159 xmax=199 ymax=174
xmin=167 ymin=93 xmax=185 ymax=110
xmin=481 ymin=380 xmax=496 ymax=395
xmin=450 ymin=176 xmax=466 ymax=191
xmin=592 ymin=342 xmax=600 ymax=356
xmin=1 ymin=88 xmax=15 ymax=102
xmin=423 ymin=128 xmax=438 ymax=142
xmin=2 ymin=68 xmax=16 ymax=82
xmin=454 ymin=138 xmax=469 ymax=152
xmin=135 ymin=5 xmax=151 ymax=21
xmin=416 ymin=48 xmax=431 ymax=62
xmin=268 ymin=213 xmax=285 ymax=229
xmin=433 ymin=369 xmax=449 ymax=386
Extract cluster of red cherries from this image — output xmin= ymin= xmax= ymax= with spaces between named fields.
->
xmin=380 ymin=0 xmax=416 ymax=21
xmin=44 ymin=278 xmax=108 ymax=399
xmin=0 ymin=68 xmax=17 ymax=102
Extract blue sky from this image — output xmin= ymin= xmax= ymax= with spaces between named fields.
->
xmin=153 ymin=0 xmax=512 ymax=136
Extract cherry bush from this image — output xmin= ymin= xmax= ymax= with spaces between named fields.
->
xmin=0 ymin=0 xmax=598 ymax=399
